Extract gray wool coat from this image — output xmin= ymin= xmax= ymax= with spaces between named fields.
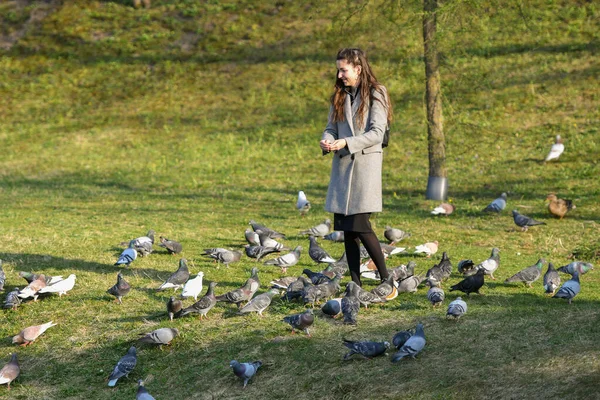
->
xmin=322 ymin=86 xmax=388 ymax=216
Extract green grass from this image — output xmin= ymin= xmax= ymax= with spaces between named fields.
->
xmin=0 ymin=0 xmax=599 ymax=399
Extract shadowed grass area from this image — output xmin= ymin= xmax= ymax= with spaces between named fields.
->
xmin=0 ymin=0 xmax=599 ymax=399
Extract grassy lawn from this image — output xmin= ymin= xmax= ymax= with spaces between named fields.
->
xmin=0 ymin=0 xmax=599 ymax=399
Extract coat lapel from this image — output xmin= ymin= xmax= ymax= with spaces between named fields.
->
xmin=344 ymin=95 xmax=354 ymax=135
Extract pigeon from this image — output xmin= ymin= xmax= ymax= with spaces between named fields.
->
xmin=180 ymin=281 xmax=218 ymax=319
xmin=282 ymin=309 xmax=315 ymax=336
xmin=230 ymin=360 xmax=262 ymax=388
xmin=414 ymin=241 xmax=438 ymax=257
xmin=131 ymin=229 xmax=155 ymax=257
xmin=107 ymin=272 xmax=131 ymax=304
xmin=546 ymin=194 xmax=576 ymax=219
xmin=17 ymin=274 xmax=47 ymax=301
xmin=426 ymin=252 xmax=451 ymax=284
xmin=244 ymin=229 xmax=261 ymax=246
xmin=446 ymin=297 xmax=468 ymax=319
xmin=0 ymin=260 xmax=5 ymax=291
xmin=38 ymin=274 xmax=76 ymax=297
xmin=300 ymin=278 xmax=322 ymax=306
xmin=202 ymin=249 xmax=242 ymax=267
xmin=342 ymin=340 xmax=390 ymax=360
xmin=341 ymin=282 xmax=361 ymax=325
xmin=158 ymin=258 xmax=190 ymax=291
xmin=249 ymin=220 xmax=285 ymax=239
xmin=181 ymin=271 xmax=204 ymax=301
xmin=315 ymin=275 xmax=342 ymax=301
xmin=359 ymin=251 xmax=388 ymax=276
xmin=136 ymin=380 xmax=156 ymax=400
xmin=512 ymin=210 xmax=545 ymax=231
xmin=321 ymin=298 xmax=343 ymax=317
xmin=158 ymin=236 xmax=183 ymax=254
xmin=17 ymin=271 xmax=62 ymax=285
xmin=329 ymin=252 xmax=349 ymax=276
xmin=138 ymin=328 xmax=179 ymax=345
xmin=12 ymin=321 xmax=57 ymax=346
xmin=303 ymin=268 xmax=334 ymax=285
xmin=543 ymin=263 xmax=561 ymax=295
xmin=379 ymin=243 xmax=406 ymax=257
xmin=264 ymin=246 xmax=302 ymax=273
xmin=107 ymin=346 xmax=137 ymax=387
xmin=553 ymin=272 xmax=580 ymax=304
xmin=0 ymin=353 xmax=19 ymax=390
xmin=397 ymin=274 xmax=424 ymax=294
xmin=270 ymin=276 xmax=298 ymax=290
xmin=239 ymin=289 xmax=279 ymax=317
xmin=244 ymin=245 xmax=279 ymax=261
xmin=426 ymin=280 xmax=445 ymax=307
xmin=217 ymin=268 xmax=260 ymax=307
xmin=324 ymin=231 xmax=345 ymax=242
xmin=392 ymin=330 xmax=413 ymax=349
xmin=483 ymin=193 xmax=507 ymax=213
xmin=457 ymin=259 xmax=477 ymax=276
xmin=544 ymin=134 xmax=564 ymax=162
xmin=505 ymin=258 xmax=545 ymax=287
xmin=167 ymin=296 xmax=183 ymax=321
xmin=389 ymin=261 xmax=416 ymax=281
xmin=431 ymin=203 xmax=455 ymax=215
xmin=384 ymin=226 xmax=411 ymax=244
xmin=392 ymin=323 xmax=426 ymax=362
xmin=299 ymin=219 xmax=331 ymax=237
xmin=115 ymin=241 xmax=138 ymax=266
xmin=258 ymin=233 xmax=288 ymax=252
xmin=450 ymin=269 xmax=485 ymax=296
xmin=355 ymin=284 xmax=386 ymax=308
xmin=557 ymin=261 xmax=594 ymax=276
xmin=371 ymin=275 xmax=398 ymax=301
xmin=308 ymin=236 xmax=336 ymax=263
xmin=476 ymin=247 xmax=500 ymax=280
xmin=281 ymin=276 xmax=308 ymax=302
xmin=3 ymin=288 xmax=22 ymax=310
xmin=296 ymin=190 xmax=311 ymax=216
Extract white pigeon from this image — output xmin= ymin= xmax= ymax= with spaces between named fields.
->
xmin=181 ymin=272 xmax=204 ymax=301
xmin=413 ymin=241 xmax=439 ymax=257
xmin=446 ymin=297 xmax=468 ymax=319
xmin=296 ymin=190 xmax=311 ymax=216
xmin=38 ymin=274 xmax=76 ymax=297
xmin=545 ymin=135 xmax=564 ymax=162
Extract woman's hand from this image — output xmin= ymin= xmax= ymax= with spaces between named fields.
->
xmin=329 ymin=139 xmax=347 ymax=152
xmin=320 ymin=140 xmax=332 ymax=152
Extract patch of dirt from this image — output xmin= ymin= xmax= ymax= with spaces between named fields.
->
xmin=0 ymin=0 xmax=62 ymax=50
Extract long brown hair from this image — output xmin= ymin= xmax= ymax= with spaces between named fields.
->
xmin=330 ymin=48 xmax=392 ymax=129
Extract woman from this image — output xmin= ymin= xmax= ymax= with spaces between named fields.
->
xmin=320 ymin=47 xmax=392 ymax=286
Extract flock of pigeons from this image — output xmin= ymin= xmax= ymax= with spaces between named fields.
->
xmin=0 ymin=135 xmax=591 ymax=395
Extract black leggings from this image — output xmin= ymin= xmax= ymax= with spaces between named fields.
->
xmin=344 ymin=230 xmax=388 ymax=286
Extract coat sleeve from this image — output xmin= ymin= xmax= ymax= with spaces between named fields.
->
xmin=322 ymin=106 xmax=338 ymax=142
xmin=345 ymin=87 xmax=388 ymax=155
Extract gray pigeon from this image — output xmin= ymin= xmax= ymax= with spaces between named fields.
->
xmin=158 ymin=258 xmax=190 ymax=291
xmin=341 ymin=282 xmax=361 ymax=325
xmin=249 ymin=220 xmax=285 ymax=239
xmin=282 ymin=276 xmax=306 ymax=301
xmin=505 ymin=258 xmax=545 ymax=287
xmin=179 ymin=281 xmax=218 ymax=319
xmin=390 ymin=261 xmax=416 ymax=281
xmin=216 ymin=267 xmax=260 ymax=308
xmin=244 ymin=245 xmax=278 ymax=261
xmin=315 ymin=274 xmax=342 ymax=301
xmin=397 ymin=274 xmax=424 ymax=293
xmin=0 ymin=260 xmax=5 ymax=291
xmin=158 ymin=236 xmax=182 ymax=254
xmin=258 ymin=232 xmax=288 ymax=252
xmin=355 ymin=284 xmax=386 ymax=308
xmin=324 ymin=231 xmax=345 ymax=242
xmin=167 ymin=296 xmax=183 ymax=321
xmin=426 ymin=252 xmax=452 ymax=284
xmin=383 ymin=226 xmax=411 ymax=244
xmin=426 ymin=281 xmax=445 ymax=307
xmin=264 ymin=246 xmax=302 ymax=273
xmin=553 ymin=272 xmax=581 ymax=304
xmin=321 ymin=298 xmax=343 ymax=317
xmin=203 ymin=249 xmax=242 ymax=267
xmin=476 ymin=248 xmax=500 ymax=280
xmin=391 ymin=323 xmax=426 ymax=362
xmin=230 ymin=360 xmax=262 ymax=388
xmin=446 ymin=297 xmax=468 ymax=319
xmin=371 ymin=275 xmax=398 ymax=301
xmin=270 ymin=276 xmax=298 ymax=290
xmin=107 ymin=346 xmax=137 ymax=387
xmin=392 ymin=330 xmax=413 ymax=349
xmin=136 ymin=380 xmax=156 ymax=400
xmin=282 ymin=309 xmax=315 ymax=336
xmin=3 ymin=288 xmax=22 ymax=310
xmin=244 ymin=229 xmax=260 ymax=246
xmin=239 ymin=289 xmax=279 ymax=316
xmin=138 ymin=328 xmax=179 ymax=345
xmin=115 ymin=241 xmax=138 ymax=266
xmin=303 ymin=267 xmax=335 ymax=285
xmin=299 ymin=219 xmax=331 ymax=237
xmin=483 ymin=193 xmax=507 ymax=212
xmin=132 ymin=230 xmax=155 ymax=257
xmin=543 ymin=263 xmax=561 ymax=295
xmin=329 ymin=252 xmax=349 ymax=276
xmin=308 ymin=236 xmax=336 ymax=263
xmin=512 ymin=210 xmax=546 ymax=231
xmin=343 ymin=340 xmax=390 ymax=360
xmin=0 ymin=353 xmax=19 ymax=390
xmin=557 ymin=261 xmax=594 ymax=276
xmin=107 ymin=272 xmax=131 ymax=304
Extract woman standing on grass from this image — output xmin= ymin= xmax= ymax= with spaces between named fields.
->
xmin=320 ymin=47 xmax=393 ymax=287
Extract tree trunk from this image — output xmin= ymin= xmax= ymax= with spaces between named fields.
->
xmin=423 ymin=0 xmax=447 ymax=200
